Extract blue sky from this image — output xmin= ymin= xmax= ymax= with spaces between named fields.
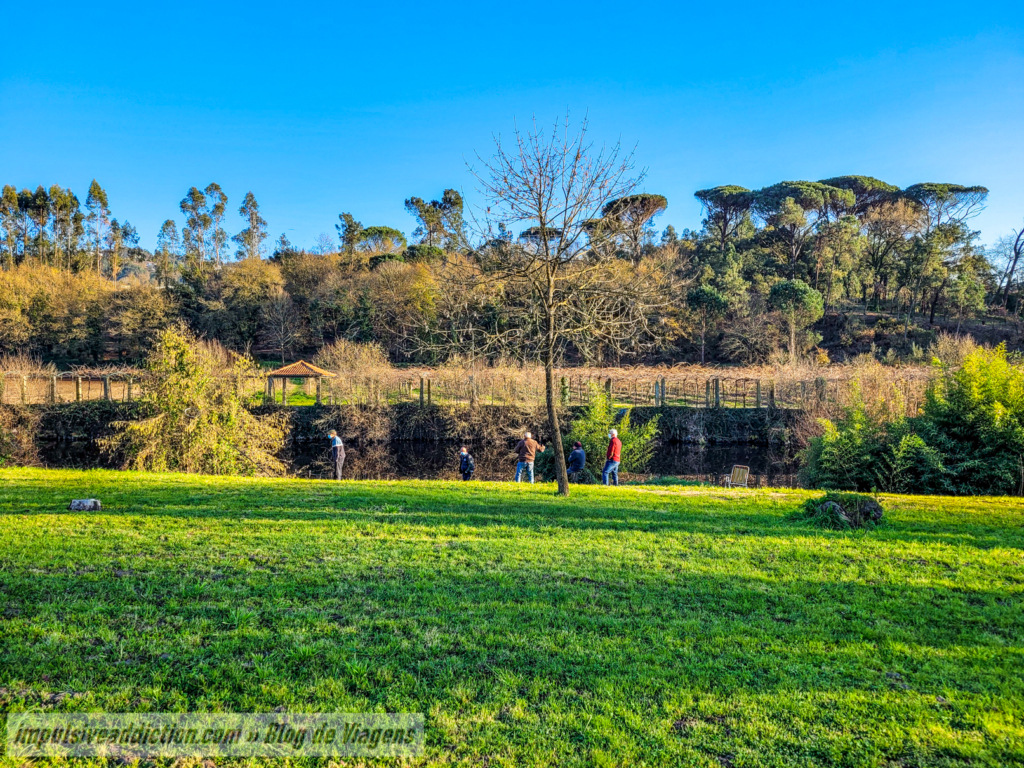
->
xmin=2 ymin=0 xmax=1021 ymax=252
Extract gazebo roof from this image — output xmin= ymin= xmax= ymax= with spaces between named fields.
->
xmin=266 ymin=360 xmax=336 ymax=378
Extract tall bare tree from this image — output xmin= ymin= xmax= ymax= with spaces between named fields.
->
xmin=462 ymin=116 xmax=663 ymax=495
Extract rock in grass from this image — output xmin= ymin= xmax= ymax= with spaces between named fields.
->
xmin=795 ymin=492 xmax=883 ymax=530
xmin=68 ymin=499 xmax=102 ymax=511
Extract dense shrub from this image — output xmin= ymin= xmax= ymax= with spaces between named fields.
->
xmin=802 ymin=344 xmax=1024 ymax=495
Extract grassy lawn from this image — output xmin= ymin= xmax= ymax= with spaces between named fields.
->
xmin=0 ymin=468 xmax=1022 ymax=767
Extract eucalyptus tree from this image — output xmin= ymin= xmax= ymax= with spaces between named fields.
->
xmin=694 ymin=185 xmax=753 ymax=256
xmin=0 ymin=186 xmax=19 ymax=269
xmin=106 ymin=219 xmax=138 ymax=282
xmin=155 ymin=219 xmax=181 ymax=287
xmin=84 ymin=180 xmax=110 ymax=275
xmin=49 ymin=186 xmax=83 ymax=271
xmin=206 ymin=183 xmax=229 ymax=266
xmin=28 ymin=186 xmax=50 ymax=264
xmin=232 ymin=191 xmax=268 ymax=260
xmin=180 ymin=186 xmax=212 ymax=272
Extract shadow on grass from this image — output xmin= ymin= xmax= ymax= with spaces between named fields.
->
xmin=2 ymin=564 xmax=1021 ymax=710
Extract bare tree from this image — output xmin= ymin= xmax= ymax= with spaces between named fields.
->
xmin=996 ymin=223 xmax=1024 ymax=308
xmin=313 ymin=232 xmax=335 ymax=256
xmin=453 ymin=115 xmax=666 ymax=495
xmin=260 ymin=288 xmax=302 ymax=364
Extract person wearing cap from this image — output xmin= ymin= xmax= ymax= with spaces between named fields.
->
xmin=602 ymin=428 xmax=621 ymax=486
xmin=459 ymin=446 xmax=475 ymax=481
xmin=328 ymin=429 xmax=345 ymax=480
xmin=513 ymin=431 xmax=545 ymax=483
xmin=567 ymin=441 xmax=586 ymax=481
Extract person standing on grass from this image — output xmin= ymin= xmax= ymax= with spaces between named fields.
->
xmin=328 ymin=429 xmax=345 ymax=480
xmin=567 ymin=441 xmax=586 ymax=482
xmin=602 ymin=428 xmax=621 ymax=486
xmin=459 ymin=446 xmax=475 ymax=481
xmin=514 ymin=431 xmax=545 ymax=483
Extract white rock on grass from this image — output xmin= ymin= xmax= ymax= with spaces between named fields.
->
xmin=68 ymin=499 xmax=102 ymax=511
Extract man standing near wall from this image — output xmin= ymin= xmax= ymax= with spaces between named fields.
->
xmin=514 ymin=431 xmax=545 ymax=483
xmin=329 ymin=429 xmax=345 ymax=480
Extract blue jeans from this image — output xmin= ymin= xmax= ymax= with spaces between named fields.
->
xmin=515 ymin=461 xmax=535 ymax=483
xmin=602 ymin=460 xmax=620 ymax=486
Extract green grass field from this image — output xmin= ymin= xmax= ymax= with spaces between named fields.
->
xmin=0 ymin=468 xmax=1022 ymax=767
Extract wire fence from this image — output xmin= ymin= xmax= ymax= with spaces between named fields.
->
xmin=1 ymin=367 xmax=930 ymax=415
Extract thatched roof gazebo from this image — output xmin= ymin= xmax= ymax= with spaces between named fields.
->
xmin=265 ymin=360 xmax=336 ymax=406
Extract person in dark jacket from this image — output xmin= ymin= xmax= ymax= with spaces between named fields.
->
xmin=328 ymin=429 xmax=345 ymax=480
xmin=459 ymin=446 xmax=475 ymax=481
xmin=567 ymin=441 xmax=586 ymax=481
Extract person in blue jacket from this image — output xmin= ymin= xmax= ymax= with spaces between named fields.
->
xmin=459 ymin=446 xmax=475 ymax=481
xmin=567 ymin=441 xmax=586 ymax=481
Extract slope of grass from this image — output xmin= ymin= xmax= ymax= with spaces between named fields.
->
xmin=0 ymin=468 xmax=1022 ymax=767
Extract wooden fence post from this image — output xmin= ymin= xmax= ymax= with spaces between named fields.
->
xmin=126 ymin=377 xmax=133 ymax=402
xmin=102 ymin=376 xmax=111 ymax=402
xmin=21 ymin=375 xmax=28 ymax=405
xmin=756 ymin=380 xmax=762 ymax=409
xmin=419 ymin=377 xmax=425 ymax=407
xmin=281 ymin=378 xmax=288 ymax=406
xmin=769 ymin=380 xmax=776 ymax=408
xmin=705 ymin=380 xmax=711 ymax=408
xmin=714 ymin=378 xmax=721 ymax=408
xmin=661 ymin=377 xmax=667 ymax=406
xmin=50 ymin=375 xmax=58 ymax=404
xmin=427 ymin=378 xmax=432 ymax=406
xmin=76 ymin=377 xmax=82 ymax=402
xmin=316 ymin=377 xmax=322 ymax=406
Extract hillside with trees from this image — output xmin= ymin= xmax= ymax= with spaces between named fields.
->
xmin=1 ymin=169 xmax=1021 ymax=369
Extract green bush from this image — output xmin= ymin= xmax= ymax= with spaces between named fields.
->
xmin=537 ymin=383 xmax=659 ymax=481
xmin=802 ymin=345 xmax=1024 ymax=495
xmin=918 ymin=343 xmax=1024 ymax=495
xmin=100 ymin=325 xmax=289 ymax=476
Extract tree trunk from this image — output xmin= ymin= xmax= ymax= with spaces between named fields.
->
xmin=544 ymin=305 xmax=569 ymax=496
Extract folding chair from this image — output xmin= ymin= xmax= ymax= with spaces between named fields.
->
xmin=723 ymin=465 xmax=750 ymax=488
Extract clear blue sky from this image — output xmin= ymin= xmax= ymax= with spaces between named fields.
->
xmin=2 ymin=0 xmax=1021 ymax=252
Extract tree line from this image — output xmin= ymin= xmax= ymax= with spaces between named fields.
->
xmin=1 ymin=170 xmax=1021 ymax=368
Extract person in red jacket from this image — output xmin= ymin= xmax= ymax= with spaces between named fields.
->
xmin=603 ymin=428 xmax=621 ymax=486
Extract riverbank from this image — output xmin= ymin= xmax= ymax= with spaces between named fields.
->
xmin=1 ymin=468 xmax=1021 ymax=766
